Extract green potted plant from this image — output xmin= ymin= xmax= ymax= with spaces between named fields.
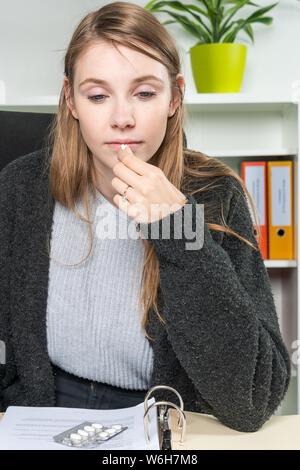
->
xmin=145 ymin=0 xmax=278 ymax=93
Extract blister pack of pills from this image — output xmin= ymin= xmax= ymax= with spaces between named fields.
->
xmin=53 ymin=421 xmax=127 ymax=448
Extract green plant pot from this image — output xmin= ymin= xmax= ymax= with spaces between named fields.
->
xmin=190 ymin=43 xmax=247 ymax=93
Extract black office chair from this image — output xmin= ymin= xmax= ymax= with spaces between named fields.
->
xmin=0 ymin=110 xmax=55 ymax=172
xmin=0 ymin=110 xmax=187 ymax=172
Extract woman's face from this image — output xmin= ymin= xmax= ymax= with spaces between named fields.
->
xmin=64 ymin=40 xmax=183 ymax=169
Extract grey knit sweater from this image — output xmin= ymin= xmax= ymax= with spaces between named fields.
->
xmin=0 ymin=147 xmax=291 ymax=432
xmin=46 ymin=188 xmax=153 ymax=389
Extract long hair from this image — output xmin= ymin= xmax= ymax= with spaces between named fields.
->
xmin=43 ymin=1 xmax=261 ymax=341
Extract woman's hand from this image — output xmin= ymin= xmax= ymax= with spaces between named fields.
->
xmin=112 ymin=145 xmax=187 ymax=224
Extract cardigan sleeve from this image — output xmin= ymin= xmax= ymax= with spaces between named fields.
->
xmin=138 ymin=178 xmax=291 ymax=432
xmin=0 ymin=162 xmax=17 ymax=411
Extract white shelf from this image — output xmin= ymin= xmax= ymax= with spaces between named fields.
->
xmin=0 ymin=96 xmax=59 ymax=106
xmin=0 ymin=92 xmax=297 ymax=107
xmin=264 ymin=260 xmax=297 ymax=268
xmin=184 ymin=92 xmax=296 ymax=105
xmin=208 ymin=149 xmax=297 ymax=158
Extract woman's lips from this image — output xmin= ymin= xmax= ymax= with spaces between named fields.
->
xmin=107 ymin=142 xmax=142 ymax=150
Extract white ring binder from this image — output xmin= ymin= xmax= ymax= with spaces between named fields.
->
xmin=143 ymin=385 xmax=186 ymax=448
xmin=144 ymin=400 xmax=186 ymax=445
xmin=144 ymin=385 xmax=184 ymax=426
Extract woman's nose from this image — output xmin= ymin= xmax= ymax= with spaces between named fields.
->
xmin=110 ymin=101 xmax=135 ymax=128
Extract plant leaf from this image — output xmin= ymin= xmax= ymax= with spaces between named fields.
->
xmin=222 ymin=13 xmax=273 ymax=42
xmin=248 ymin=16 xmax=273 ymax=25
xmin=222 ymin=0 xmax=260 ymax=6
xmin=144 ymin=0 xmax=159 ymax=9
xmin=146 ymin=1 xmax=207 ymax=16
xmin=220 ymin=0 xmax=251 ymax=37
xmin=145 ymin=1 xmax=212 ymax=36
xmin=218 ymin=22 xmax=236 ymax=41
xmin=162 ymin=20 xmax=177 ymax=25
xmin=199 ymin=0 xmax=219 ymax=15
xmin=221 ymin=1 xmax=277 ymax=43
xmin=222 ymin=18 xmax=247 ymax=42
xmin=242 ymin=23 xmax=255 ymax=44
xmin=146 ymin=0 xmax=278 ymax=45
xmin=246 ymin=2 xmax=278 ymax=21
xmin=153 ymin=9 xmax=213 ymax=42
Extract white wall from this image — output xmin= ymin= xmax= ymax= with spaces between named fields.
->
xmin=1 ymin=0 xmax=300 ymax=101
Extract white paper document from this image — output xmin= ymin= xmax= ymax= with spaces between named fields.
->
xmin=0 ymin=399 xmax=159 ymax=450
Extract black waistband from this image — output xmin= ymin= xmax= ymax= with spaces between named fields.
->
xmin=51 ymin=363 xmax=148 ymax=395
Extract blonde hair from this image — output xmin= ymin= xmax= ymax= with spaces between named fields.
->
xmin=43 ymin=1 xmax=261 ymax=341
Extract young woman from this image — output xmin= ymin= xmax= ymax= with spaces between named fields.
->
xmin=0 ymin=2 xmax=290 ymax=433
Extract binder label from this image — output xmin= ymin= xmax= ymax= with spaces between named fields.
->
xmin=271 ymin=166 xmax=291 ymax=226
xmin=244 ymin=165 xmax=265 ymax=225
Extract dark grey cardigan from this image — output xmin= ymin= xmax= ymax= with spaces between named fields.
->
xmin=0 ymin=147 xmax=291 ymax=432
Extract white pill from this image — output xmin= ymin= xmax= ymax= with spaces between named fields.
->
xmin=77 ymin=429 xmax=89 ymax=439
xmin=70 ymin=433 xmax=82 ymax=444
xmin=84 ymin=425 xmax=96 ymax=434
xmin=121 ymin=144 xmax=127 ymax=150
xmin=112 ymin=425 xmax=122 ymax=431
xmin=99 ymin=431 xmax=109 ymax=439
xmin=106 ymin=428 xmax=116 ymax=435
xmin=91 ymin=423 xmax=103 ymax=432
xmin=62 ymin=437 xmax=71 ymax=445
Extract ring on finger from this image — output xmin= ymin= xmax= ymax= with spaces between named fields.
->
xmin=121 ymin=185 xmax=131 ymax=202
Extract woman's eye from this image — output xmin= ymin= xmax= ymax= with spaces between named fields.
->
xmin=88 ymin=91 xmax=156 ymax=103
xmin=88 ymin=95 xmax=106 ymax=102
xmin=137 ymin=91 xmax=156 ymax=99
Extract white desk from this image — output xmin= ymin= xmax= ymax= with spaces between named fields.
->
xmin=169 ymin=409 xmax=300 ymax=450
